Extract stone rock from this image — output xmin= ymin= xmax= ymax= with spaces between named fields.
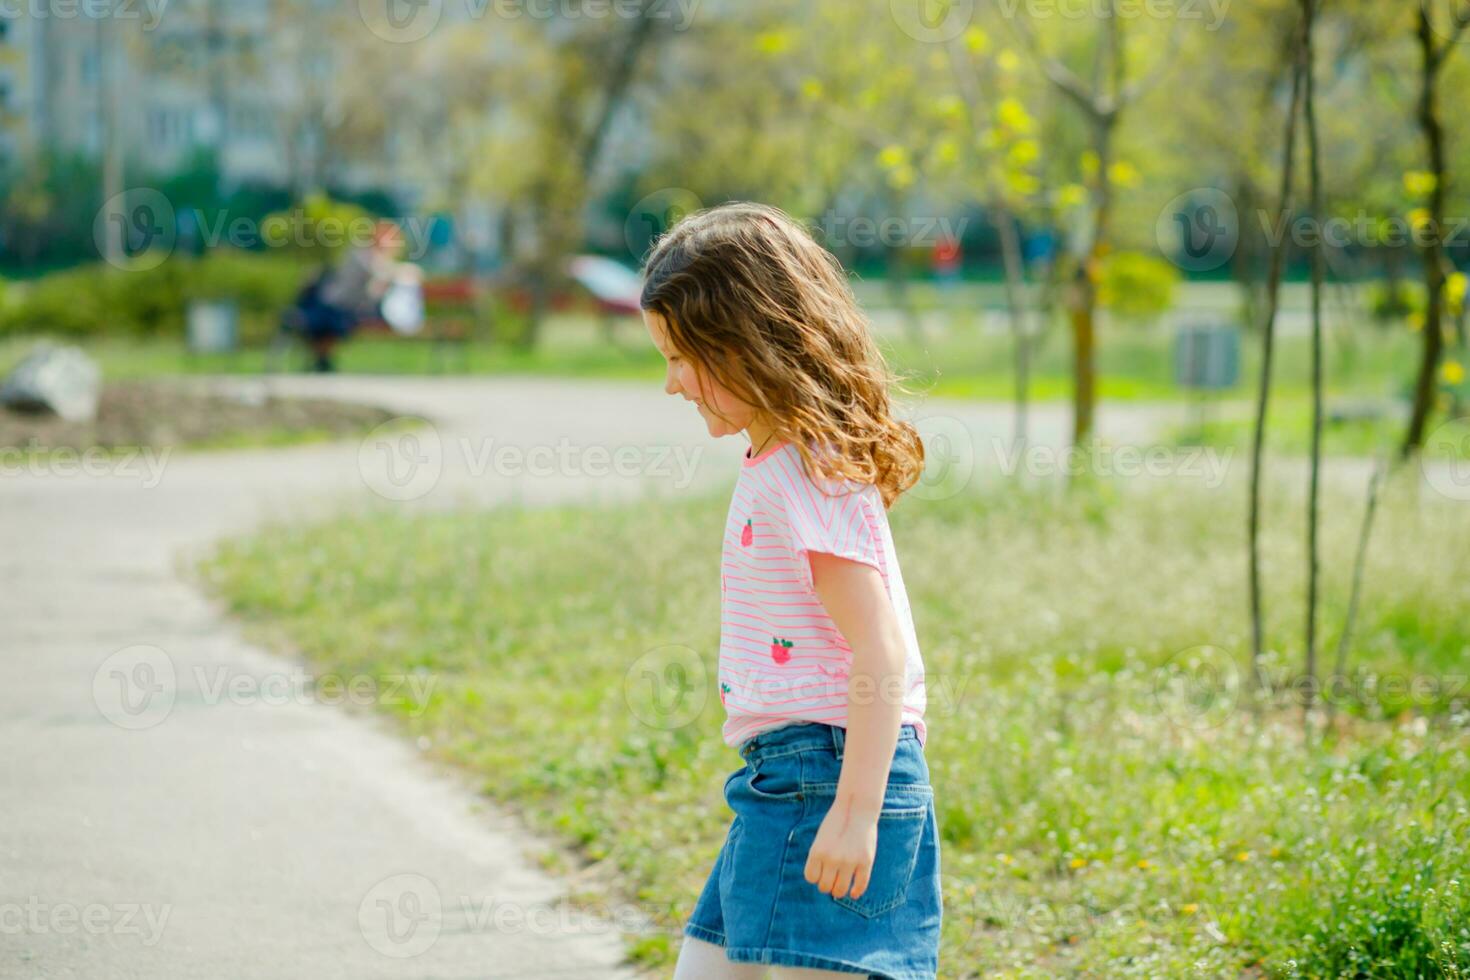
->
xmin=0 ymin=343 xmax=102 ymax=422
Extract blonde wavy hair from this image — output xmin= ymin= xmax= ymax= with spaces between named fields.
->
xmin=639 ymin=201 xmax=925 ymax=509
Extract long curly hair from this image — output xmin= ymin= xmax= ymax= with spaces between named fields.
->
xmin=639 ymin=201 xmax=925 ymax=509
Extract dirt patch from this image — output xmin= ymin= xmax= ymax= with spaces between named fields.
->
xmin=0 ymin=380 xmax=397 ymax=452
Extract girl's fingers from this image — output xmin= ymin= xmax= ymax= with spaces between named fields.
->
xmin=818 ymin=861 xmax=841 ymax=895
xmin=830 ymin=866 xmax=855 ymax=899
xmin=848 ymin=864 xmax=870 ymax=899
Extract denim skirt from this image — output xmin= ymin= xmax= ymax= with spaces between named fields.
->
xmin=684 ymin=722 xmax=942 ymax=979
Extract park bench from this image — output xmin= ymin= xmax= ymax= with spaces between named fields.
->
xmin=266 ymin=274 xmax=485 ymax=373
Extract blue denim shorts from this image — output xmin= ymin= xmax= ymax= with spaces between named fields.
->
xmin=684 ymin=722 xmax=942 ymax=979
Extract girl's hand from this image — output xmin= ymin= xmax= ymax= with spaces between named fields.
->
xmin=804 ymin=804 xmax=879 ymax=901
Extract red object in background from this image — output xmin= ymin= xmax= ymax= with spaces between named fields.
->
xmin=933 ymin=234 xmax=961 ymax=275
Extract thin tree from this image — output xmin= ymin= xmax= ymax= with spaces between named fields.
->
xmin=1300 ymin=0 xmax=1326 ymax=729
xmin=1401 ymin=1 xmax=1469 ymax=457
xmin=942 ymin=35 xmax=1042 ymax=454
xmin=1247 ymin=19 xmax=1307 ymax=688
xmin=1010 ymin=2 xmax=1177 ymax=445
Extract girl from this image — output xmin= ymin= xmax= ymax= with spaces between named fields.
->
xmin=640 ymin=202 xmax=941 ymax=980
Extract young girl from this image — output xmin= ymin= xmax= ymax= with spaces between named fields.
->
xmin=640 ymin=202 xmax=941 ymax=980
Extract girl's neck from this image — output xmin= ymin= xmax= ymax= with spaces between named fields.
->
xmin=745 ymin=419 xmax=778 ymax=457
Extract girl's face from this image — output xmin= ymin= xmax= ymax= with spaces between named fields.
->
xmin=643 ymin=309 xmax=758 ymax=439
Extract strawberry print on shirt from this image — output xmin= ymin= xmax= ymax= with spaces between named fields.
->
xmin=718 ymin=439 xmax=928 ymax=749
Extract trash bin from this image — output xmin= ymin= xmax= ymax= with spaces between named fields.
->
xmin=186 ymin=300 xmax=239 ymax=354
xmin=1174 ymin=323 xmax=1240 ymax=391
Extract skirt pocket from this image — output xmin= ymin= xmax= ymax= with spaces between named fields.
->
xmin=744 ymin=754 xmax=804 ymax=802
xmin=831 ymin=798 xmax=929 ymax=918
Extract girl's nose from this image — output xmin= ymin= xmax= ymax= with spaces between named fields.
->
xmin=664 ymin=366 xmax=680 ymax=396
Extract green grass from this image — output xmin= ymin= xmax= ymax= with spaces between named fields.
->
xmin=1 ymin=284 xmax=1444 ymax=408
xmin=1162 ymin=397 xmax=1470 ymax=460
xmin=200 ymin=471 xmax=1470 ymax=977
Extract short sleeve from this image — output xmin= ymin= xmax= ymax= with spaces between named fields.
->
xmin=779 ymin=476 xmax=886 ymax=593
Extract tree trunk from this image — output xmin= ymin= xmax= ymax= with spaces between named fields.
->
xmin=1300 ymin=0 xmax=1325 ymax=727
xmin=993 ymin=204 xmax=1031 ymax=452
xmin=1071 ymin=117 xmax=1113 ymax=446
xmin=1402 ymin=8 xmax=1449 ymax=459
xmin=1248 ymin=23 xmax=1306 ymax=686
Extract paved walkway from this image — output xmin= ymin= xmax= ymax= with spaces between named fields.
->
xmin=0 ymin=376 xmax=1193 ymax=979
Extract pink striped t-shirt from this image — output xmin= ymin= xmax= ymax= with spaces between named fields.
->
xmin=718 ymin=439 xmax=928 ymax=749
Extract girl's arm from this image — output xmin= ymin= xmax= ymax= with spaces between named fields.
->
xmin=802 ymin=550 xmax=907 ymax=900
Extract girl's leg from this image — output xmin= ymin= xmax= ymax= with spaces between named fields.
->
xmin=768 ymin=967 xmax=859 ymax=979
xmin=671 ymin=934 xmax=767 ymax=980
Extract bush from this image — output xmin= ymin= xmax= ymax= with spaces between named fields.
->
xmin=185 ymin=249 xmax=308 ymax=315
xmin=1099 ymin=251 xmax=1179 ymax=324
xmin=0 ymin=251 xmax=311 ymax=340
xmin=1365 ymin=278 xmax=1425 ymax=324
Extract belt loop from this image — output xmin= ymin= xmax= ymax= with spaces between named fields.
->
xmin=830 ymin=723 xmax=844 ymax=761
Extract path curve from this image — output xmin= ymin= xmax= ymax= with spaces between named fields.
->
xmin=0 ymin=376 xmax=1194 ymax=979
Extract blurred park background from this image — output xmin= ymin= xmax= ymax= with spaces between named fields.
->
xmin=3 ymin=0 xmax=1470 ymax=978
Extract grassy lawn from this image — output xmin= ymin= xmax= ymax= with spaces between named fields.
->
xmin=0 ymin=308 xmax=1439 ymax=410
xmin=1162 ymin=396 xmax=1470 ymax=461
xmin=200 ymin=472 xmax=1470 ymax=977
